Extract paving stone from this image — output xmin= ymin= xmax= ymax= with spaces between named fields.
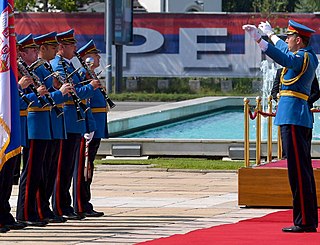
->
xmin=2 ymin=167 xmax=279 ymax=244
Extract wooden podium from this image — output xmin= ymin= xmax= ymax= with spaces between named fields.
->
xmin=238 ymin=160 xmax=320 ymax=207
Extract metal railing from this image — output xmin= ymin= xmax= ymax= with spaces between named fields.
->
xmin=243 ymin=96 xmax=278 ymax=167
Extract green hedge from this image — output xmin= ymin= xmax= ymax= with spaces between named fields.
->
xmin=108 ymin=77 xmax=258 ymax=101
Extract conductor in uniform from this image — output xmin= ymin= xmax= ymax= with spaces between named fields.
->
xmin=243 ymin=20 xmax=318 ymax=232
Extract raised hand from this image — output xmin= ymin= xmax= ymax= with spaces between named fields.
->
xmin=258 ymin=21 xmax=274 ymax=37
xmin=242 ymin=24 xmax=261 ymax=41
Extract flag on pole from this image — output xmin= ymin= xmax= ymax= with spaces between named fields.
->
xmin=0 ymin=0 xmax=21 ymax=171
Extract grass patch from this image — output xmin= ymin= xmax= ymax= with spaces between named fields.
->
xmin=95 ymin=157 xmax=245 ymax=170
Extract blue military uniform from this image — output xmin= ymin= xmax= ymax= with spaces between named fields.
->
xmin=50 ymin=29 xmax=95 ymax=219
xmin=32 ymin=32 xmax=68 ymax=223
xmin=264 ymin=20 xmax=318 ymax=230
xmin=72 ymin=40 xmax=107 ymax=217
xmin=16 ymin=34 xmax=50 ymax=226
xmin=13 ymin=40 xmax=40 ymax=185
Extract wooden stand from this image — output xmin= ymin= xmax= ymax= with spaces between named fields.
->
xmin=238 ymin=166 xmax=320 ymax=207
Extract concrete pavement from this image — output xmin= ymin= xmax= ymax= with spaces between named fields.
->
xmin=1 ymin=102 xmax=281 ymax=244
xmin=2 ymin=165 xmax=280 ymax=244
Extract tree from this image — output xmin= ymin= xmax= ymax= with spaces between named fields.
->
xmin=252 ymin=0 xmax=289 ymax=13
xmin=222 ymin=0 xmax=254 ymax=12
xmin=14 ymin=0 xmax=99 ymax=12
xmin=222 ymin=0 xmax=298 ymax=13
xmin=286 ymin=0 xmax=297 ymax=12
xmin=296 ymin=0 xmax=320 ymax=12
xmin=15 ymin=0 xmax=37 ymax=12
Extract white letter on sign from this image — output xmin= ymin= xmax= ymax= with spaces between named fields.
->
xmin=180 ymin=28 xmax=231 ymax=68
xmin=122 ymin=28 xmax=164 ymax=67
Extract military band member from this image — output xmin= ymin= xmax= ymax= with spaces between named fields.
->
xmin=16 ymin=34 xmax=50 ymax=227
xmin=243 ymin=20 xmax=318 ymax=232
xmin=74 ymin=40 xmax=107 ymax=217
xmin=33 ymin=31 xmax=72 ymax=223
xmin=51 ymin=29 xmax=100 ymax=220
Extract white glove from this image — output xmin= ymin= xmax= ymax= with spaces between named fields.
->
xmin=258 ymin=21 xmax=274 ymax=37
xmin=242 ymin=24 xmax=261 ymax=41
xmin=84 ymin=131 xmax=95 ymax=143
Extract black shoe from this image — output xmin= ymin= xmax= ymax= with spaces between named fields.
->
xmin=43 ymin=215 xmax=67 ymax=223
xmin=0 ymin=226 xmax=10 ymax=233
xmin=17 ymin=220 xmax=48 ymax=227
xmin=62 ymin=212 xmax=84 ymax=220
xmin=75 ymin=212 xmax=86 ymax=220
xmin=282 ymin=225 xmax=317 ymax=233
xmin=85 ymin=210 xmax=104 ymax=217
xmin=5 ymin=221 xmax=27 ymax=230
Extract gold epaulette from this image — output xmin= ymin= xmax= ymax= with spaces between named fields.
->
xmin=279 ymin=90 xmax=308 ymax=101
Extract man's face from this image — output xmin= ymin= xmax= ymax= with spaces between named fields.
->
xmin=61 ymin=43 xmax=76 ymax=59
xmin=43 ymin=44 xmax=58 ymax=61
xmin=285 ymin=34 xmax=299 ymax=52
xmin=20 ymin=47 xmax=39 ymax=64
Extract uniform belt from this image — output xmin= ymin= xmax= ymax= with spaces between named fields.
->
xmin=279 ymin=90 xmax=308 ymax=101
xmin=91 ymin=107 xmax=108 ymax=113
xmin=64 ymin=99 xmax=86 ymax=105
xmin=20 ymin=110 xmax=28 ymax=116
xmin=28 ymin=107 xmax=51 ymax=112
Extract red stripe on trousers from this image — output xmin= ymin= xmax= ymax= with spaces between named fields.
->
xmin=24 ymin=140 xmax=34 ymax=220
xmin=55 ymin=139 xmax=63 ymax=216
xmin=77 ymin=138 xmax=85 ymax=213
xmin=291 ymin=125 xmax=306 ymax=225
xmin=36 ymin=189 xmax=43 ymax=220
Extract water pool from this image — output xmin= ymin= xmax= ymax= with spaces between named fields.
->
xmin=120 ymin=110 xmax=320 ymax=140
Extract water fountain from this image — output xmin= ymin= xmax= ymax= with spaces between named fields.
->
xmin=260 ymin=60 xmax=277 ymax=110
xmin=259 ymin=60 xmax=278 ymax=140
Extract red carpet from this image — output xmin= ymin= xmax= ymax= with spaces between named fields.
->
xmin=256 ymin=159 xmax=320 ymax=168
xmin=137 ymin=210 xmax=320 ymax=245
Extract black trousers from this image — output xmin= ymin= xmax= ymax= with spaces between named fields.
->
xmin=13 ymin=148 xmax=29 ymax=185
xmin=53 ymin=133 xmax=81 ymax=216
xmin=16 ymin=139 xmax=49 ymax=222
xmin=37 ymin=139 xmax=61 ymax=219
xmin=73 ymin=138 xmax=101 ymax=213
xmin=0 ymin=155 xmax=18 ymax=225
xmin=281 ymin=125 xmax=318 ymax=227
xmin=12 ymin=153 xmax=21 ymax=185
